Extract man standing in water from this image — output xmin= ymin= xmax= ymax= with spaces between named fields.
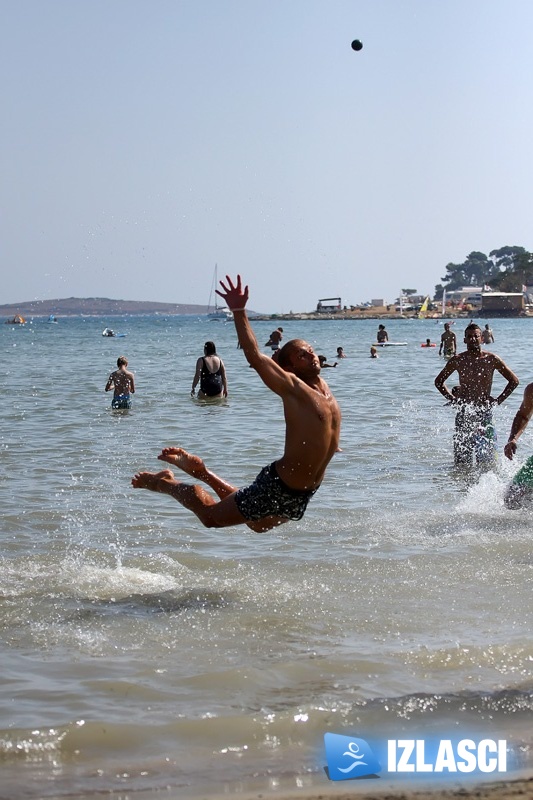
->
xmin=265 ymin=326 xmax=283 ymax=352
xmin=376 ymin=324 xmax=388 ymax=343
xmin=105 ymin=356 xmax=135 ymax=409
xmin=482 ymin=323 xmax=495 ymax=344
xmin=434 ymin=323 xmax=518 ymax=467
xmin=438 ymin=322 xmax=457 ymax=358
xmin=132 ymin=275 xmax=341 ymax=532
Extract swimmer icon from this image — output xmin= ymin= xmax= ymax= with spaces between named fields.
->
xmin=337 ymin=741 xmax=368 ymax=772
xmin=324 ymin=733 xmax=382 ymax=780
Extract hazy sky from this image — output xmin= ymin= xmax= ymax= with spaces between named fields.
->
xmin=2 ymin=1 xmax=533 ymax=312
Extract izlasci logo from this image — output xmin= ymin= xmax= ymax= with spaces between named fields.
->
xmin=324 ymin=733 xmax=509 ymax=781
xmin=324 ymin=733 xmax=381 ymax=780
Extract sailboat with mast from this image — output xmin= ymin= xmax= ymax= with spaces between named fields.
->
xmin=207 ymin=264 xmax=233 ymax=321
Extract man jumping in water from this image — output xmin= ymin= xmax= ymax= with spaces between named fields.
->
xmin=132 ymin=275 xmax=341 ymax=532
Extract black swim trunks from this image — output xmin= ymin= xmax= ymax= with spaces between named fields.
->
xmin=235 ymin=462 xmax=318 ymax=521
xmin=112 ymin=394 xmax=132 ymax=409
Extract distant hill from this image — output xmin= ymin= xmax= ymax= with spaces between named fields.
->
xmin=0 ymin=297 xmax=213 ymax=316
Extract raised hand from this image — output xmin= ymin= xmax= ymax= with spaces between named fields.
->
xmin=216 ymin=274 xmax=249 ymax=311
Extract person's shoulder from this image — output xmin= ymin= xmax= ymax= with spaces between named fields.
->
xmin=486 ymin=351 xmax=514 ymax=371
xmin=485 ymin=350 xmax=504 ymax=363
xmin=521 ymin=382 xmax=533 ymax=401
xmin=449 ymin=350 xmax=462 ymax=360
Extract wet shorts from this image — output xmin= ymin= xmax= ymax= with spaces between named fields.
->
xmin=112 ymin=394 xmax=132 ymax=409
xmin=511 ymin=455 xmax=533 ymax=488
xmin=234 ymin=462 xmax=318 ymax=521
xmin=454 ymin=404 xmax=496 ymax=465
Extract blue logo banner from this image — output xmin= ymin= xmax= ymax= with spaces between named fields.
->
xmin=324 ymin=734 xmax=511 ymax=781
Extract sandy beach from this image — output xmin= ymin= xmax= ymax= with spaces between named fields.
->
xmin=58 ymin=773 xmax=533 ymax=800
xmin=194 ymin=776 xmax=533 ymax=800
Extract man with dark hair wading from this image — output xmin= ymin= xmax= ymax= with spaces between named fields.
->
xmin=132 ymin=275 xmax=341 ymax=532
xmin=434 ymin=323 xmax=518 ymax=467
xmin=439 ymin=322 xmax=457 ymax=358
xmin=105 ymin=356 xmax=135 ymax=409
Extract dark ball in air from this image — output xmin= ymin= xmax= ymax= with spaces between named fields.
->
xmin=351 ymin=39 xmax=363 ymax=51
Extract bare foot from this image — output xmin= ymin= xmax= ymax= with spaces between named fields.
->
xmin=158 ymin=447 xmax=206 ymax=478
xmin=132 ymin=469 xmax=176 ymax=492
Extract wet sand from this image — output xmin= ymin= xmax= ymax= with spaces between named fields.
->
xmin=200 ymin=774 xmax=533 ymax=800
xmin=59 ymin=773 xmax=533 ymax=800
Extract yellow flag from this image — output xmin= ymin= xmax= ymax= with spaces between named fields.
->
xmin=418 ymin=297 xmax=429 ymax=319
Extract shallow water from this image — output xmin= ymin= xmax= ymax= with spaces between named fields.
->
xmin=1 ymin=315 xmax=533 ymax=798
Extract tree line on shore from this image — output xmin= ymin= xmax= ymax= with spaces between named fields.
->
xmin=433 ymin=245 xmax=532 ymax=299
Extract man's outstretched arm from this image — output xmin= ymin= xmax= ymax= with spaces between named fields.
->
xmin=216 ymin=274 xmax=294 ymax=396
xmin=216 ymin=275 xmax=259 ymax=365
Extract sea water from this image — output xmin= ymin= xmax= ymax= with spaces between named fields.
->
xmin=1 ymin=315 xmax=533 ymax=798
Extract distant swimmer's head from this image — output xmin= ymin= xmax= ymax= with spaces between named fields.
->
xmin=117 ymin=356 xmax=128 ymax=367
xmin=204 ymin=341 xmax=217 ymax=355
xmin=277 ymin=339 xmax=320 ymax=375
xmin=370 ymin=346 xmax=378 ymax=358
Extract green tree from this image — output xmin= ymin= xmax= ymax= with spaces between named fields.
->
xmin=435 ymin=245 xmax=533 ymax=298
xmin=439 ymin=251 xmax=499 ymax=292
xmin=488 ymin=247 xmax=533 ymax=291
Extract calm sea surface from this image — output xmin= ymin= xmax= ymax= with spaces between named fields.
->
xmin=1 ymin=314 xmax=533 ymax=799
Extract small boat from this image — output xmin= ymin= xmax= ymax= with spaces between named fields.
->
xmin=47 ymin=314 xmax=58 ymax=324
xmin=102 ymin=328 xmax=127 ymax=338
xmin=5 ymin=314 xmax=26 ymax=325
xmin=207 ymin=264 xmax=233 ymax=321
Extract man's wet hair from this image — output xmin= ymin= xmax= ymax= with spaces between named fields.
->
xmin=117 ymin=356 xmax=128 ymax=367
xmin=464 ymin=323 xmax=481 ymax=334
